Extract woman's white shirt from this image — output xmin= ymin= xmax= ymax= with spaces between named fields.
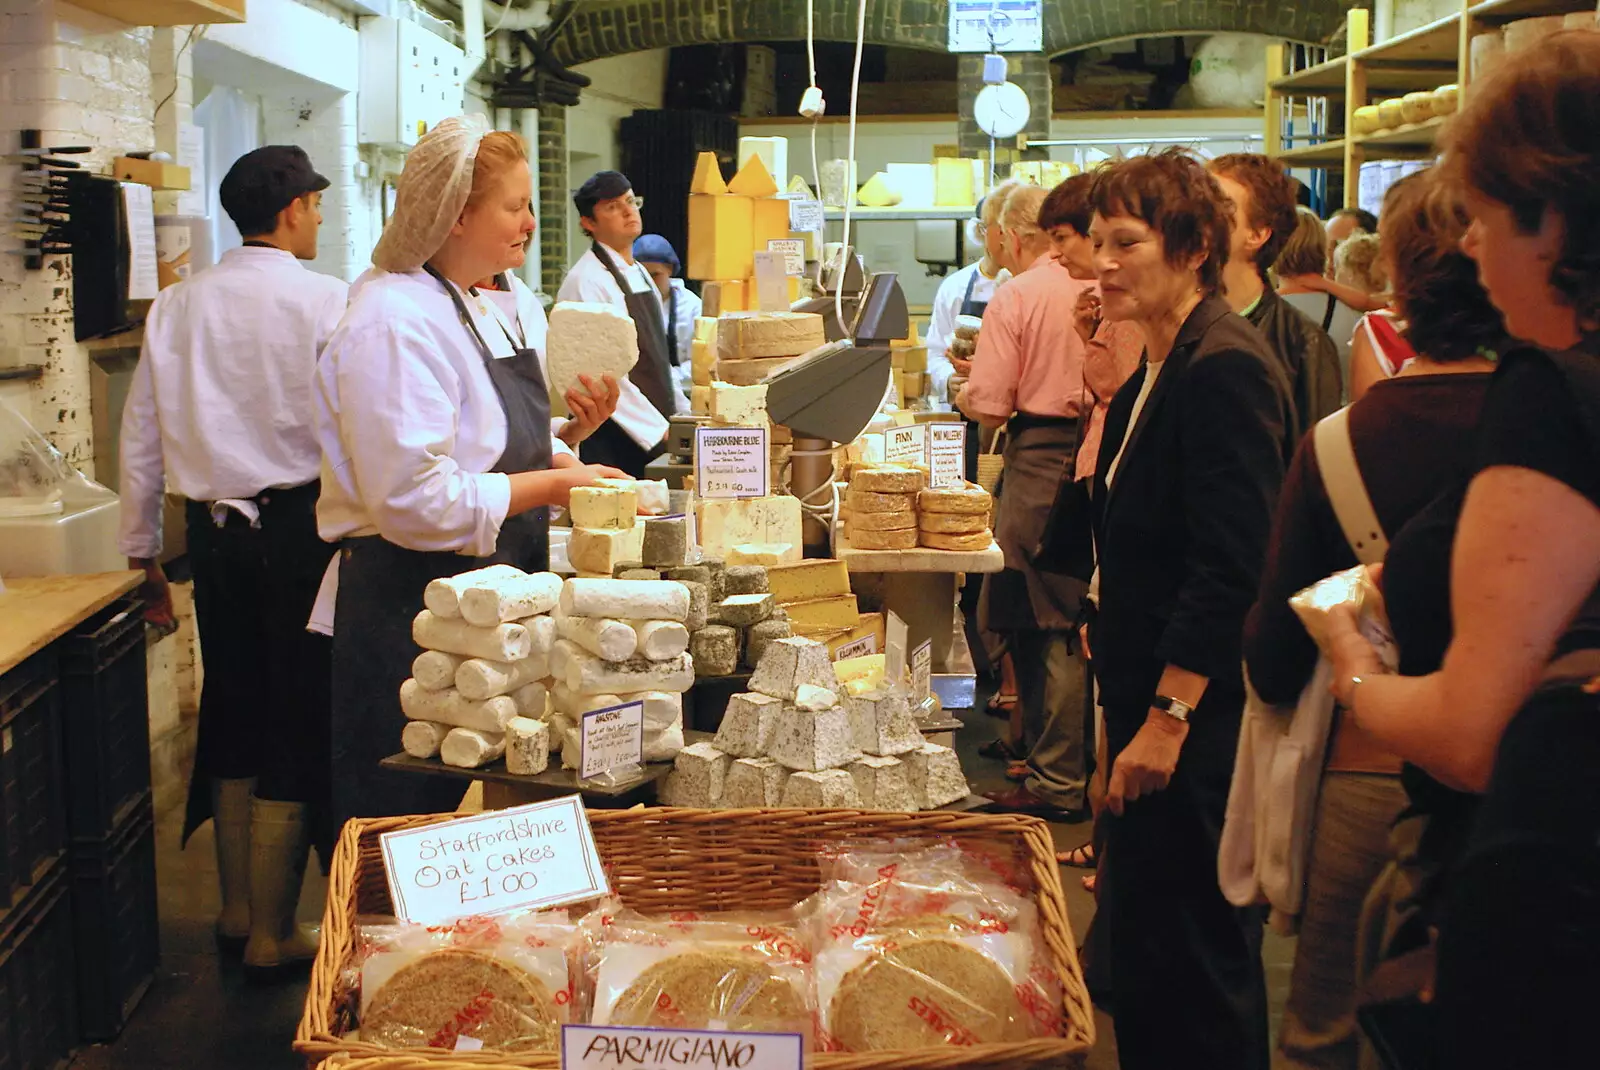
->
xmin=316 ymin=268 xmax=519 ymax=557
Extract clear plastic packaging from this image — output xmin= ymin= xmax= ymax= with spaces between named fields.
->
xmin=1289 ymin=564 xmax=1400 ymax=672
xmin=806 ymin=842 xmax=1063 ymax=1051
xmin=352 ymin=911 xmax=577 ymax=1052
xmin=581 ymin=906 xmax=815 ymax=1038
xmin=0 ymin=397 xmax=115 ymax=517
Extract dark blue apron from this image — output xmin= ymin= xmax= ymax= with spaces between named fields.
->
xmin=578 ymin=243 xmax=676 ymax=477
xmin=959 ymin=269 xmax=992 ymax=484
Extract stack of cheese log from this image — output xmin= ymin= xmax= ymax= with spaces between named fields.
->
xmin=917 ymin=482 xmax=994 ymax=552
xmin=660 ymin=636 xmax=970 ymax=811
xmin=547 ymin=578 xmax=695 ymax=767
xmin=566 ymin=478 xmax=676 ymax=577
xmin=766 ymin=557 xmax=881 ymax=657
xmin=402 ymin=565 xmax=562 ymax=776
xmin=842 ymin=465 xmax=924 ymax=550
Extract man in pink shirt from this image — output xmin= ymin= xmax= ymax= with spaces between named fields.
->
xmin=958 ymin=182 xmax=1094 ymax=818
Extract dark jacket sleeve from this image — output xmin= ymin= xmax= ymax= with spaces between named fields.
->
xmin=1156 ymin=345 xmax=1288 ymax=682
xmin=1243 ymin=429 xmax=1354 ymax=704
xmin=1300 ymin=324 xmax=1344 ymax=427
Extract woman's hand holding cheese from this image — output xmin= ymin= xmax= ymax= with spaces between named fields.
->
xmin=509 ymin=462 xmax=628 ymax=512
xmin=559 ymin=373 xmax=620 ymax=447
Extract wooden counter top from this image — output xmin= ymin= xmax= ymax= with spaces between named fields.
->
xmin=837 ymin=535 xmax=1004 ymax=574
xmin=0 ymin=571 xmax=143 ymax=676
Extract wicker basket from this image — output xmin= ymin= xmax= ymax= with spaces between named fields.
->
xmin=975 ymin=431 xmax=1006 ymax=494
xmin=297 ymin=807 xmax=1093 ymax=1069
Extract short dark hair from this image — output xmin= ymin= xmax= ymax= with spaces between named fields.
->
xmin=1441 ymin=29 xmax=1600 ymax=332
xmin=1382 ymin=168 xmax=1510 ymax=362
xmin=1089 ymin=148 xmax=1232 ymax=297
xmin=1332 ymin=207 xmax=1379 ymax=233
xmin=1038 ymin=173 xmax=1094 ymax=235
xmin=1209 ymin=153 xmax=1299 ymax=277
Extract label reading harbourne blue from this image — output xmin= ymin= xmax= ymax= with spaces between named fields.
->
xmin=695 ymin=426 xmax=769 ymax=499
xmin=560 ymin=1024 xmax=803 ymax=1070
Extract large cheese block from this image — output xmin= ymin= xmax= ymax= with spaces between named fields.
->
xmin=767 ymin=559 xmax=851 ymax=604
xmin=917 ymin=483 xmax=991 ymax=515
xmin=717 ymin=312 xmax=826 ymax=361
xmin=847 ymin=488 xmax=917 ymax=514
xmin=853 ymin=466 xmax=923 ymax=493
xmin=783 ymin=595 xmax=861 ymax=636
xmin=751 ymin=197 xmax=793 ymax=255
xmin=546 ymin=302 xmax=639 ymax=398
xmin=848 ymin=527 xmax=919 ymax=550
xmin=569 ymin=485 xmax=637 ymax=530
xmin=697 ymin=496 xmax=802 ymax=559
xmin=568 ymin=525 xmax=646 ymax=575
xmin=919 ymin=530 xmax=993 ymax=552
xmin=727 ymin=153 xmax=779 ymax=197
xmin=694 ymin=315 xmax=718 ymax=343
xmin=715 ymin=356 xmax=794 ymax=387
xmin=688 ymin=195 xmax=755 ymax=282
xmin=691 ymin=338 xmax=717 ymax=386
xmin=689 ymin=151 xmax=728 ymax=195
xmin=560 ymin=578 xmax=689 ymax=621
xmin=690 ymin=384 xmax=711 ymax=414
xmin=847 ymin=509 xmax=916 ymax=532
xmin=701 ymin=279 xmax=747 ymax=316
xmin=709 ymin=382 xmax=769 ymax=426
xmin=933 ymin=158 xmax=975 ymax=207
xmin=856 ymin=171 xmax=902 ymax=207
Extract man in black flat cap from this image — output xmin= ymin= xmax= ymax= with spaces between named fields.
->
xmin=117 ymin=145 xmax=345 ymax=981
xmin=556 ymin=170 xmax=677 ymax=476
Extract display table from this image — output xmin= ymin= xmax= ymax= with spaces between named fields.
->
xmin=0 ymin=571 xmax=143 ymax=675
xmin=837 ymin=535 xmax=1003 ymax=672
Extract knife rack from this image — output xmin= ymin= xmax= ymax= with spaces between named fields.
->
xmin=14 ymin=129 xmax=75 ymax=269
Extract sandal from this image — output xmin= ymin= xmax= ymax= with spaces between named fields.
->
xmin=1056 ymin=842 xmax=1096 ymax=868
xmin=977 ymin=737 xmax=1024 ymax=761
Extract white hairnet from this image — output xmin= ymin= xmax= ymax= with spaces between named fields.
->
xmin=372 ymin=114 xmax=491 ymax=273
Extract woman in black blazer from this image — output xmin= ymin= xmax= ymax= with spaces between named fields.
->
xmin=1081 ymin=150 xmax=1290 ymax=1070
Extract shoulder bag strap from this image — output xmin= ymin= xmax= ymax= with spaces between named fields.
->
xmin=1322 ymin=293 xmax=1337 ymax=333
xmin=1314 ymin=406 xmax=1387 ymax=565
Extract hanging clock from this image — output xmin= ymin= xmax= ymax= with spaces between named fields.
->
xmin=973 ymin=81 xmax=1031 ymax=140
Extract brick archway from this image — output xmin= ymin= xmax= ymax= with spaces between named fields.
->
xmin=548 ymin=0 xmax=1346 ymax=67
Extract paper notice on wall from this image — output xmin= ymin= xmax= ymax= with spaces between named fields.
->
xmin=122 ymin=182 xmax=159 ymax=300
xmin=175 ymin=123 xmax=206 ymax=217
xmin=789 ymin=199 xmax=824 ymax=233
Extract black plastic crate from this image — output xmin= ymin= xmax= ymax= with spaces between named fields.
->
xmin=59 ymin=599 xmax=151 ymax=843
xmin=0 ymin=862 xmax=78 ymax=1070
xmin=70 ymin=795 xmax=158 ymax=1042
xmin=0 ymin=650 xmax=66 ymax=916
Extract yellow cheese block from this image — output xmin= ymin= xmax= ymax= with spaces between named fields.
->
xmin=691 ymin=339 xmax=716 ymax=387
xmin=694 ymin=315 xmax=718 ymax=343
xmin=690 ymin=384 xmax=711 ymax=413
xmin=568 ymin=525 xmax=645 ymax=574
xmin=857 ymin=171 xmax=902 ymax=207
xmin=768 ymin=558 xmax=852 ymax=604
xmin=786 ymin=595 xmax=861 ymax=634
xmin=701 ymin=279 xmax=747 ymax=315
xmin=822 ymin=617 xmax=880 ymax=657
xmin=751 ymin=197 xmax=792 ymax=254
xmin=688 ymin=195 xmax=755 ymax=282
xmin=834 ymin=652 xmax=886 ymax=692
xmin=728 ymin=154 xmax=779 ymax=197
xmin=933 ymin=158 xmax=974 ymax=207
xmin=726 ymin=542 xmax=800 ymax=565
xmin=788 ymin=228 xmax=820 ymax=259
xmin=690 ymin=151 xmax=728 ymax=195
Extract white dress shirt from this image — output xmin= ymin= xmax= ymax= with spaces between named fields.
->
xmin=317 ymin=268 xmax=535 ymax=558
xmin=659 ymin=278 xmax=702 ymax=396
xmin=117 ymin=245 xmax=348 ymax=559
xmin=556 ymin=242 xmax=680 ymax=447
xmin=925 ymin=260 xmax=1009 ymax=401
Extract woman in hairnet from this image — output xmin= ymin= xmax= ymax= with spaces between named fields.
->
xmin=315 ymin=116 xmax=625 ymax=827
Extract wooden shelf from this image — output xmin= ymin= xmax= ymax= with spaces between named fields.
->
xmin=68 ymin=0 xmax=244 ymax=24
xmin=1357 ymin=115 xmax=1449 ymax=153
xmin=1358 ymin=13 xmax=1463 ymax=64
xmin=1271 ymin=57 xmax=1349 ymax=94
xmin=1470 ymin=0 xmax=1597 ymax=21
xmin=1273 ymin=139 xmax=1349 ymax=166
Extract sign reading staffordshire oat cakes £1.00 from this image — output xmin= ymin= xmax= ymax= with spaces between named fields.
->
xmin=379 ymin=796 xmax=608 ymax=925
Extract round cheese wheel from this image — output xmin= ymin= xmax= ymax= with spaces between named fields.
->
xmin=848 ymin=489 xmax=918 ymax=514
xmin=853 ymin=466 xmax=924 ymax=494
xmin=849 ymin=508 xmax=917 ymax=532
xmin=1432 ymin=83 xmax=1459 ymax=115
xmin=1352 ymin=105 xmax=1381 ymax=135
xmin=850 ymin=527 xmax=919 ymax=550
xmin=917 ymin=484 xmax=991 ymax=516
xmin=919 ymin=530 xmax=993 ymax=552
xmin=1377 ymin=97 xmax=1404 ymax=129
xmin=1399 ymin=91 xmax=1435 ymax=125
xmin=919 ymin=511 xmax=989 ymax=535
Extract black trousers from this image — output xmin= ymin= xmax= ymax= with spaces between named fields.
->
xmin=182 ymin=482 xmax=334 ymax=852
xmin=1434 ymin=682 xmax=1600 ymax=1069
xmin=1099 ymin=699 xmax=1269 ymax=1070
xmin=579 ymin=418 xmax=664 ymax=478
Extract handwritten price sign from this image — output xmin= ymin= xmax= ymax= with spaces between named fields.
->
xmin=695 ymin=426 xmax=769 ymax=498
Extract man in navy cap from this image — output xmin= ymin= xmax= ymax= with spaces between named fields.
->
xmin=117 ymin=145 xmax=346 ymax=980
xmin=633 ymin=233 xmax=700 ymax=398
xmin=556 ymin=170 xmax=678 ymax=476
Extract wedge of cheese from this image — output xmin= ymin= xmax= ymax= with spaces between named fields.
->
xmin=709 ymin=382 xmax=769 ymax=426
xmin=834 ymin=652 xmax=886 ymax=695
xmin=690 ymin=151 xmax=728 ymax=195
xmin=728 ymin=153 xmax=780 ymax=197
xmin=856 ymin=171 xmax=902 ymax=208
xmin=768 ymin=559 xmax=851 ymax=605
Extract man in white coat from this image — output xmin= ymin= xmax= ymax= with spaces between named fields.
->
xmin=117 ymin=145 xmax=344 ymax=979
xmin=556 ymin=170 xmax=678 ymax=475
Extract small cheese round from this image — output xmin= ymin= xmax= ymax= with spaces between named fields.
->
xmin=919 ymin=530 xmax=993 ymax=552
xmin=917 ymin=484 xmax=991 ymax=516
xmin=848 ymin=489 xmax=919 ymax=514
xmin=918 ymin=511 xmax=989 ymax=535
xmin=852 ymin=466 xmax=924 ymax=494
xmin=850 ymin=528 xmax=919 ymax=550
xmin=848 ymin=508 xmax=917 ymax=532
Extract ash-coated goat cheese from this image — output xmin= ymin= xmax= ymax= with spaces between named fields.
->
xmin=546 ymin=301 xmax=639 ymax=399
xmin=721 ymin=564 xmax=770 ymax=596
xmin=847 ymin=688 xmax=923 ymax=756
xmin=780 ymin=769 xmax=863 ymax=808
xmin=458 ymin=571 xmax=563 ymax=627
xmin=618 ymin=569 xmax=660 ymax=582
xmin=423 ymin=564 xmax=522 ymax=619
xmin=642 ymin=721 xmax=686 ymax=762
xmin=660 ymin=741 xmax=731 ymax=807
xmin=723 ymin=757 xmax=790 ymax=807
xmin=560 ymin=578 xmax=689 ymax=622
xmin=569 ymin=485 xmax=638 ymax=530
xmin=412 ymin=650 xmax=465 ymax=692
xmin=714 ymin=592 xmax=774 ymax=628
xmin=640 ymin=515 xmax=690 ymax=568
xmin=440 ymin=727 xmax=506 ymax=769
xmin=848 ymin=755 xmax=918 ymax=811
xmin=766 ymin=703 xmax=858 ymax=772
xmin=665 ymin=564 xmax=711 ymax=587
xmin=632 ymin=619 xmax=690 ymax=661
xmin=559 ymin=644 xmax=696 ymax=696
xmin=399 ymin=679 xmax=518 ymax=733
xmin=554 ymin=605 xmax=639 ymax=662
xmin=905 ymin=742 xmax=970 ymax=808
xmin=711 ymin=691 xmax=784 ymax=758
xmin=505 ymin=717 xmax=551 ymax=775
xmin=455 ymin=654 xmax=548 ymax=702
xmin=743 ymin=618 xmax=794 ymax=670
xmin=401 ymin=720 xmax=450 ymax=759
xmin=749 ymin=637 xmax=838 ymax=701
xmin=681 ymin=580 xmax=710 ymax=632
xmin=412 ymin=611 xmax=531 ymax=663
xmin=690 ymin=624 xmax=741 ymax=676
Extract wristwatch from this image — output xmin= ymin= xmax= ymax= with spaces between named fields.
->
xmin=1150 ymin=695 xmax=1193 ymax=723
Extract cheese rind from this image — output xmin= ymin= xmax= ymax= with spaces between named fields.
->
xmin=918 ymin=484 xmax=991 ymax=515
xmin=412 ymin=612 xmax=531 ymax=663
xmin=640 ymin=515 xmax=689 ymax=568
xmin=906 ymin=742 xmax=971 ymax=808
xmin=848 ymin=528 xmax=919 ymax=550
xmin=847 ymin=688 xmax=923 ymax=756
xmin=780 ymin=768 xmax=864 ymax=807
xmin=546 ymin=302 xmax=639 ymax=398
xmin=422 ymin=564 xmax=522 ymax=619
xmin=557 ymin=643 xmax=696 ymax=695
xmin=723 ymin=756 xmax=790 ymax=807
xmin=849 ymin=755 xmax=919 ymax=811
xmin=919 ymin=530 xmax=994 ymax=551
xmin=919 ymin=511 xmax=989 ymax=535
xmin=690 ymin=624 xmax=741 ymax=676
xmin=783 ymin=595 xmax=861 ymax=635
xmin=632 ymin=619 xmax=690 ymax=661
xmin=455 ymin=654 xmax=549 ymax=702
xmin=847 ymin=489 xmax=918 ymax=514
xmin=750 ymin=636 xmax=838 ymax=701
xmin=457 ymin=571 xmax=563 ymax=627
xmin=505 ymin=717 xmax=551 ymax=775
xmin=767 ymin=703 xmax=858 ymax=771
xmin=440 ymin=727 xmax=506 ymax=769
xmin=846 ymin=509 xmax=916 ymax=532
xmin=712 ymin=691 xmax=784 ymax=757
xmin=630 ymin=690 xmax=684 ymax=731
xmin=412 ymin=650 xmax=466 ymax=692
xmin=642 ymin=720 xmax=686 ymax=762
xmin=399 ymin=680 xmax=518 ymax=733
xmin=767 ymin=559 xmax=851 ymax=604
xmin=401 ymin=720 xmax=449 ymax=759
xmin=512 ymin=681 xmax=548 ymax=719
xmin=743 ymin=618 xmax=794 ymax=669
xmin=668 ymin=741 xmax=732 ymax=806
xmin=561 ymin=578 xmax=690 ymax=622
xmin=853 ymin=466 xmax=924 ymax=493
xmin=553 ymin=606 xmax=639 ymax=661
xmin=717 ymin=313 xmax=826 ymax=361
xmin=569 ymin=486 xmax=638 ymax=530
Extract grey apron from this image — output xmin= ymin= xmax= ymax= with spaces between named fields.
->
xmin=328 ymin=269 xmax=554 ymax=833
xmin=979 ymin=413 xmax=1086 ymax=633
xmin=578 ymin=243 xmax=676 ymax=476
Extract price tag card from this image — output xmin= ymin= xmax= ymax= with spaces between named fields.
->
xmin=695 ymin=426 xmax=769 ymax=498
xmin=885 ymin=610 xmax=908 ymax=686
xmin=753 ymin=251 xmax=789 ymax=312
xmin=580 ymin=699 xmax=644 ymax=780
xmin=379 ymin=796 xmax=608 ymax=925
xmin=767 ymin=238 xmax=806 ymax=276
xmin=833 ymin=633 xmax=878 ymax=661
xmin=561 ymin=1025 xmax=803 ymax=1070
xmin=911 ymin=640 xmax=933 ymax=703
xmin=884 ymin=423 xmax=927 ymax=467
xmin=928 ymin=422 xmax=968 ymax=487
xmin=789 ymin=198 xmax=824 ymax=233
